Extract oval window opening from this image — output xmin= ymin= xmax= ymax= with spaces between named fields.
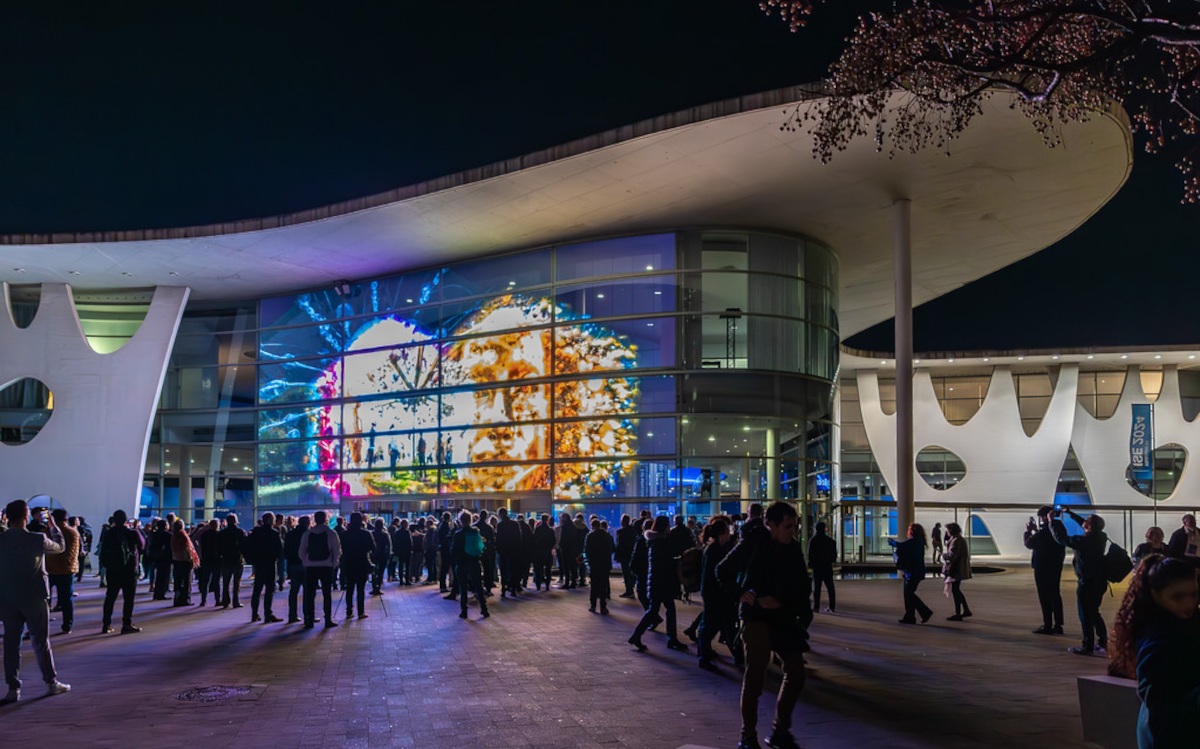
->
xmin=0 ymin=378 xmax=53 ymax=445
xmin=1126 ymin=444 xmax=1186 ymax=500
xmin=916 ymin=445 xmax=966 ymax=491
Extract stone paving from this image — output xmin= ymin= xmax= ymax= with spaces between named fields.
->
xmin=0 ymin=566 xmax=1118 ymax=749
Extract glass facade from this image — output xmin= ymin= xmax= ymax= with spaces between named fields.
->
xmin=144 ymin=230 xmax=839 ymax=520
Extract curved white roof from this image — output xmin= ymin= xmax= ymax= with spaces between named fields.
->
xmin=0 ymin=85 xmax=1131 ymax=337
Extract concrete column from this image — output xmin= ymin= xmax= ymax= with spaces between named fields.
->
xmin=178 ymin=445 xmax=192 ymax=518
xmin=741 ymin=459 xmax=751 ymax=500
xmin=203 ymin=474 xmax=216 ymax=521
xmin=894 ymin=199 xmax=915 ymax=536
xmin=766 ymin=427 xmax=779 ymax=501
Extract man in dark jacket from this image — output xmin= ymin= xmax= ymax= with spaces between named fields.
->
xmin=807 ymin=521 xmax=837 ymax=613
xmin=615 ymin=514 xmax=639 ymax=598
xmin=100 ymin=509 xmax=145 ymax=634
xmin=370 ymin=519 xmax=391 ymax=596
xmin=283 ymin=515 xmax=309 ymax=623
xmin=217 ymin=513 xmax=248 ymax=609
xmin=196 ymin=519 xmax=220 ymax=606
xmin=717 ymin=501 xmax=811 ymax=749
xmin=494 ymin=508 xmax=522 ymax=598
xmin=1051 ymin=508 xmax=1108 ymax=655
xmin=516 ymin=514 xmax=535 ymax=589
xmin=1165 ymin=513 xmax=1199 ymax=569
xmin=246 ymin=512 xmax=284 ymax=623
xmin=437 ymin=512 xmax=455 ymax=593
xmin=452 ymin=510 xmax=489 ymax=619
xmin=340 ymin=513 xmax=375 ymax=619
xmin=391 ymin=519 xmax=412 ymax=585
xmin=1024 ymin=506 xmax=1066 ymax=635
xmin=476 ymin=511 xmax=497 ymax=592
xmin=532 ymin=514 xmax=556 ymax=591
xmin=584 ymin=518 xmax=615 ymax=614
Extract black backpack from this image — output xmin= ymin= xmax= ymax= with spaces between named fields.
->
xmin=308 ymin=529 xmax=331 ymax=562
xmin=1104 ymin=541 xmax=1134 ymax=583
xmin=677 ymin=547 xmax=703 ymax=593
xmin=101 ymin=528 xmax=136 ymax=570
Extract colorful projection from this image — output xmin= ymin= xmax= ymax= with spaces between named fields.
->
xmin=259 ymin=279 xmax=656 ymax=502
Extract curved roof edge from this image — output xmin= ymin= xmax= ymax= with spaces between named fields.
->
xmin=0 ymin=83 xmax=828 ymax=246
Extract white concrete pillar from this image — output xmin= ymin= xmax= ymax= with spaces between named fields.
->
xmin=894 ymin=199 xmax=915 ymax=536
xmin=766 ymin=427 xmax=779 ymax=501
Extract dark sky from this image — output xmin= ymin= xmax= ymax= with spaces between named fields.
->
xmin=1 ymin=3 xmax=1195 ymax=350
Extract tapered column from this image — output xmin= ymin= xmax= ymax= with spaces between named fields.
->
xmin=894 ymin=199 xmax=915 ymax=535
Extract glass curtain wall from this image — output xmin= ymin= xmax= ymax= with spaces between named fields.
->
xmin=146 ymin=230 xmax=839 ymax=522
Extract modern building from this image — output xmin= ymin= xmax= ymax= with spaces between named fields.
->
xmin=0 ymin=85 xmax=1132 ymax=539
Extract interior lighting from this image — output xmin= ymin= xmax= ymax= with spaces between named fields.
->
xmin=1017 ymin=356 xmax=1025 ymax=361
xmin=880 ymin=360 xmax=887 ymax=365
xmin=596 ymin=293 xmax=605 ymax=299
xmin=645 ymin=265 xmax=654 ymax=271
xmin=982 ymin=358 xmax=989 ymax=362
xmin=508 ymin=281 xmax=516 ymax=286
xmin=646 ymin=323 xmax=654 ymax=327
xmin=708 ymin=436 xmax=716 ymax=442
xmin=948 ymin=387 xmax=955 ymax=392
xmin=1121 ymin=355 xmax=1129 ymax=359
xmin=1190 ymin=355 xmax=1197 ymax=360
xmin=1052 ymin=355 xmax=1059 ymax=360
xmin=948 ymin=358 xmax=955 ymax=363
xmin=743 ymin=426 xmax=751 ymax=432
xmin=654 ymin=291 xmax=662 ymax=295
xmin=1155 ymin=355 xmax=1163 ymax=359
xmin=232 ymin=457 xmax=239 ymax=462
xmin=646 ymin=433 xmax=654 ymax=438
xmin=406 ymin=298 xmax=413 ymax=303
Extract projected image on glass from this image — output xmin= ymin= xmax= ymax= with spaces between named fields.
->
xmin=260 ymin=278 xmax=653 ymax=501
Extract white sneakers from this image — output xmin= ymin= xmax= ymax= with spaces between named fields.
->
xmin=47 ymin=680 xmax=71 ymax=696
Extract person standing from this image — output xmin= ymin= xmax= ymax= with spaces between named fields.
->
xmin=370 ymin=518 xmax=391 ymax=596
xmin=74 ymin=516 xmax=92 ymax=584
xmin=147 ymin=518 xmax=172 ymax=600
xmin=299 ymin=510 xmax=342 ymax=629
xmin=1024 ymin=506 xmax=1065 ymax=635
xmin=437 ymin=512 xmax=455 ymax=592
xmin=169 ymin=519 xmax=198 ymax=608
xmin=0 ymin=500 xmax=70 ymax=704
xmin=217 ymin=513 xmax=248 ymax=609
xmin=195 ymin=519 xmax=221 ymax=607
xmin=584 ymin=518 xmax=615 ymax=614
xmin=532 ymin=514 xmax=556 ymax=591
xmin=557 ymin=512 xmax=579 ymax=589
xmin=100 ymin=509 xmax=144 ymax=634
xmin=44 ymin=509 xmax=79 ymax=633
xmin=516 ymin=514 xmax=534 ymax=589
xmin=1052 ymin=508 xmax=1110 ymax=656
xmin=942 ymin=522 xmax=973 ymax=621
xmin=494 ymin=508 xmax=521 ymax=598
xmin=930 ymin=522 xmax=944 ymax=564
xmin=452 ymin=510 xmax=489 ymax=619
xmin=246 ymin=512 xmax=284 ymax=623
xmin=284 ymin=515 xmax=310 ymax=623
xmin=391 ymin=519 xmax=412 ymax=585
xmin=615 ymin=514 xmax=638 ymax=598
xmin=807 ymin=521 xmax=837 ymax=614
xmin=889 ymin=524 xmax=932 ymax=624
xmin=717 ymin=501 xmax=811 ymax=749
xmin=476 ymin=510 xmax=498 ymax=593
xmin=340 ymin=513 xmax=375 ymax=620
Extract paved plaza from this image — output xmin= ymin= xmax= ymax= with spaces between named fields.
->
xmin=1 ymin=565 xmax=1117 ymax=749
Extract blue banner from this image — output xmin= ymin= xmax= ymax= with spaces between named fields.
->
xmin=1130 ymin=403 xmax=1153 ymax=482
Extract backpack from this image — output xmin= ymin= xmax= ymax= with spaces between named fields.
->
xmin=100 ymin=528 xmax=136 ymax=570
xmin=307 ymin=529 xmax=331 ymax=562
xmin=464 ymin=528 xmax=483 ymax=558
xmin=1104 ymin=541 xmax=1134 ymax=583
xmin=678 ymin=546 xmax=702 ymax=593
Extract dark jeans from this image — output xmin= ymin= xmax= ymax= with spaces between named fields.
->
xmin=812 ymin=565 xmax=836 ymax=611
xmin=250 ymin=563 xmax=277 ymax=617
xmin=197 ymin=563 xmax=220 ymax=603
xmin=287 ymin=565 xmax=306 ymax=620
xmin=48 ymin=574 xmax=74 ymax=629
xmin=344 ymin=568 xmax=368 ymax=615
xmin=621 ymin=565 xmax=636 ymax=596
xmin=171 ymin=561 xmax=192 ymax=606
xmin=103 ymin=569 xmax=137 ymax=627
xmin=394 ymin=554 xmax=409 ymax=584
xmin=533 ymin=552 xmax=553 ymax=590
xmin=560 ymin=552 xmax=578 ymax=587
xmin=438 ymin=549 xmax=453 ymax=590
xmin=740 ymin=619 xmax=806 ymax=736
xmin=457 ymin=559 xmax=488 ymax=614
xmin=1 ymin=599 xmax=56 ymax=689
xmin=589 ymin=567 xmax=611 ymax=604
xmin=1077 ymin=580 xmax=1108 ymax=649
xmin=902 ymin=575 xmax=932 ymax=621
xmin=697 ymin=599 xmax=737 ymax=661
xmin=370 ymin=561 xmax=386 ymax=593
xmin=153 ymin=559 xmax=172 ymax=598
xmin=1034 ymin=568 xmax=1064 ymax=629
xmin=303 ymin=566 xmax=335 ymax=624
xmin=409 ymin=551 xmax=424 ymax=582
xmin=950 ymin=580 xmax=969 ymax=615
xmin=498 ymin=551 xmax=518 ymax=593
xmin=220 ymin=562 xmax=244 ymax=606
xmin=633 ymin=595 xmax=677 ymax=640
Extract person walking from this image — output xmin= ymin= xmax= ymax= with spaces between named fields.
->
xmin=807 ymin=521 xmax=837 ymax=614
xmin=628 ymin=515 xmax=687 ymax=652
xmin=696 ymin=516 xmax=740 ymax=669
xmin=717 ymin=501 xmax=812 ymax=749
xmin=246 ymin=512 xmax=284 ymax=623
xmin=299 ymin=510 xmax=342 ymax=629
xmin=1052 ymin=508 xmax=1110 ymax=656
xmin=889 ymin=523 xmax=933 ymax=624
xmin=0 ymin=499 xmax=71 ymax=704
xmin=942 ymin=522 xmax=973 ymax=621
xmin=100 ymin=509 xmax=144 ymax=635
xmin=44 ymin=509 xmax=79 ymax=633
xmin=1024 ymin=506 xmax=1065 ymax=635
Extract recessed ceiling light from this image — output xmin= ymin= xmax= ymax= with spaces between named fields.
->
xmin=914 ymin=359 xmax=921 ymax=364
xmin=406 ymin=298 xmax=413 ymax=303
xmin=646 ymin=323 xmax=654 ymax=327
xmin=646 ymin=433 xmax=654 ymax=438
xmin=1155 ymin=354 xmax=1163 ymax=359
xmin=1087 ymin=355 xmax=1094 ymax=360
xmin=982 ymin=357 xmax=990 ymax=362
xmin=507 ymin=281 xmax=516 ymax=286
xmin=1121 ymin=354 xmax=1129 ymax=359
xmin=707 ymin=436 xmax=716 ymax=442
xmin=948 ymin=387 xmax=955 ymax=392
xmin=1190 ymin=355 xmax=1197 ymax=360
xmin=1017 ymin=356 xmax=1025 ymax=361
xmin=645 ymin=265 xmax=654 ymax=271
xmin=596 ymin=293 xmax=605 ymax=299
xmin=880 ymin=360 xmax=887 ymax=365
xmin=654 ymin=291 xmax=662 ymax=295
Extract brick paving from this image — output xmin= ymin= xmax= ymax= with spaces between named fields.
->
xmin=0 ymin=567 xmax=1117 ymax=749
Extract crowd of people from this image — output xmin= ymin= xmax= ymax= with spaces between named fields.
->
xmin=2 ymin=498 xmax=1197 ymax=748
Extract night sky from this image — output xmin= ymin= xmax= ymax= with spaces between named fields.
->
xmin=2 ymin=3 xmax=1195 ymax=350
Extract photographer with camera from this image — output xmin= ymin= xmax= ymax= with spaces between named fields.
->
xmin=1024 ymin=506 xmax=1066 ymax=636
xmin=1050 ymin=507 xmax=1109 ymax=656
